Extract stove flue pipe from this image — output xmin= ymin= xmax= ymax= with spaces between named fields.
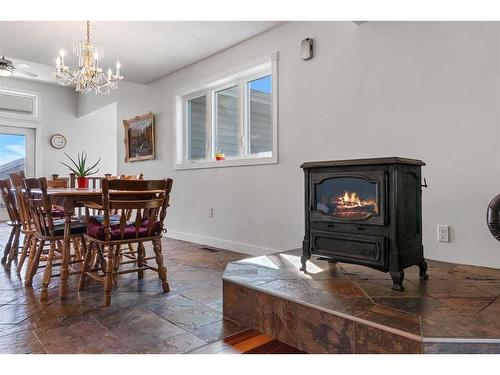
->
xmin=487 ymin=194 xmax=500 ymax=241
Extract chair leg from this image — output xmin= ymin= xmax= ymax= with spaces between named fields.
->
xmin=127 ymin=243 xmax=135 ymax=263
xmin=152 ymin=239 xmax=170 ymax=293
xmin=40 ymin=241 xmax=56 ymax=301
xmin=113 ymin=245 xmax=121 ymax=285
xmin=1 ymin=226 xmax=16 ymax=264
xmin=73 ymin=237 xmax=82 ymax=263
xmin=78 ymin=240 xmax=92 ymax=291
xmin=137 ymin=242 xmax=145 ymax=280
xmin=6 ymin=226 xmax=21 ymax=269
xmin=103 ymin=245 xmax=114 ymax=307
xmin=128 ymin=243 xmax=134 ymax=254
xmin=24 ymin=237 xmax=38 ymax=282
xmin=80 ymin=237 xmax=88 ymax=258
xmin=16 ymin=233 xmax=31 ymax=274
xmin=26 ymin=239 xmax=45 ymax=287
xmin=98 ymin=245 xmax=107 ymax=273
xmin=90 ymin=243 xmax=99 ymax=271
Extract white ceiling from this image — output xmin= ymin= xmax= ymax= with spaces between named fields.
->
xmin=0 ymin=21 xmax=283 ymax=84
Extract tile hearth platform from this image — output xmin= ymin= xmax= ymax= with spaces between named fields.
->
xmin=222 ymin=249 xmax=500 ymax=354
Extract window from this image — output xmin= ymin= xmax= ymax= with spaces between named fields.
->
xmin=248 ymin=75 xmax=272 ymax=155
xmin=175 ymin=55 xmax=278 ymax=169
xmin=187 ymin=95 xmax=207 ymax=160
xmin=215 ymin=85 xmax=239 ymax=157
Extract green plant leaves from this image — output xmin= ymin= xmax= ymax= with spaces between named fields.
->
xmin=61 ymin=151 xmax=101 ymax=177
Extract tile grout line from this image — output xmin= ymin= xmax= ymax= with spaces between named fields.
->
xmin=156 ymin=297 xmax=224 ymax=336
xmin=353 ymin=280 xmax=376 ymax=305
xmin=31 ymin=327 xmax=50 ymax=354
xmin=472 ymin=295 xmax=500 ymax=317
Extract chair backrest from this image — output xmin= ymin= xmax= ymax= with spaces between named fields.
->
xmin=47 ymin=174 xmax=70 ymax=187
xmin=99 ymin=178 xmax=173 ymax=241
xmin=9 ymin=172 xmax=32 ymax=232
xmin=120 ymin=173 xmax=144 ymax=180
xmin=0 ymin=179 xmax=20 ymax=224
xmin=105 ymin=173 xmax=144 ymax=181
xmin=24 ymin=177 xmax=56 ymax=237
xmin=47 ymin=179 xmax=68 ymax=188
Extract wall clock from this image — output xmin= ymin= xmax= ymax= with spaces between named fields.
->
xmin=50 ymin=134 xmax=67 ymax=149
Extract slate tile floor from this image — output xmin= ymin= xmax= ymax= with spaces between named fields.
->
xmin=0 ymin=224 xmax=249 ymax=354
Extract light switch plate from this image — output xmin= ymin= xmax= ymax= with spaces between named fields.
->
xmin=437 ymin=225 xmax=450 ymax=242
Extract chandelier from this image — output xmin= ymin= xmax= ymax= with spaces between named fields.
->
xmin=54 ymin=21 xmax=123 ymax=94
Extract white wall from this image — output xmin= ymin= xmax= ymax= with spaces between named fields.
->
xmin=77 ymin=80 xmax=151 ymax=171
xmin=69 ymin=103 xmax=117 ymax=176
xmin=0 ymin=77 xmax=118 ymax=178
xmin=78 ymin=21 xmax=500 ymax=268
xmin=0 ymin=77 xmax=77 ymax=177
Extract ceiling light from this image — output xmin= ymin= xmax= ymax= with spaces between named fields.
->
xmin=54 ymin=21 xmax=123 ymax=94
xmin=0 ymin=69 xmax=12 ymax=77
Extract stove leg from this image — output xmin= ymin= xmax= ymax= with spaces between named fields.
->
xmin=390 ymin=270 xmax=405 ymax=291
xmin=419 ymin=259 xmax=429 ymax=280
xmin=300 ymin=255 xmax=309 ymax=272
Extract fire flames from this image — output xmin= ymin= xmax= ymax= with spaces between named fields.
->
xmin=333 ymin=190 xmax=378 ymax=217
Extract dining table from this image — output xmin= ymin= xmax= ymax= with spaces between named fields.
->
xmin=30 ymin=187 xmax=162 ymax=299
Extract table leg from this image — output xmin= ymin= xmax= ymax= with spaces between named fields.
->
xmin=59 ymin=199 xmax=74 ymax=299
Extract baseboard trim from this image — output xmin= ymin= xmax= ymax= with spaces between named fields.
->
xmin=166 ymin=230 xmax=278 ymax=256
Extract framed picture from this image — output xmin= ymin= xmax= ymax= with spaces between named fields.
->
xmin=123 ymin=112 xmax=155 ymax=162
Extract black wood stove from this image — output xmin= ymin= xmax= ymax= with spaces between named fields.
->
xmin=300 ymin=157 xmax=429 ymax=291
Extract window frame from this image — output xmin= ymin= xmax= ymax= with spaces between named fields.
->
xmin=175 ymin=52 xmax=278 ymax=170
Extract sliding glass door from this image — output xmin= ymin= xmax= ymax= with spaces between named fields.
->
xmin=0 ymin=125 xmax=35 ymax=220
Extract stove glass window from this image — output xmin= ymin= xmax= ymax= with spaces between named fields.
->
xmin=315 ymin=177 xmax=378 ymax=220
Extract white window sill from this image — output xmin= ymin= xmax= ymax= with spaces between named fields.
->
xmin=175 ymin=155 xmax=278 ymax=170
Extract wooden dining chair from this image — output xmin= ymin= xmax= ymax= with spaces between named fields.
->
xmin=9 ymin=172 xmax=37 ymax=275
xmin=0 ymin=179 xmax=21 ymax=269
xmin=79 ymin=178 xmax=173 ymax=306
xmin=24 ymin=177 xmax=87 ymax=299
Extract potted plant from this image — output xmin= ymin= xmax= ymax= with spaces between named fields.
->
xmin=61 ymin=151 xmax=100 ymax=189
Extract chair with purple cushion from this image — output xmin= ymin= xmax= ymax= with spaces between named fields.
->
xmin=79 ymin=177 xmax=173 ymax=306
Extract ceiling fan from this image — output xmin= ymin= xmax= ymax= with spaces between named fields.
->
xmin=0 ymin=56 xmax=38 ymax=78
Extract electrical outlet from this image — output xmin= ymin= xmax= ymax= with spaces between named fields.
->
xmin=208 ymin=207 xmax=214 ymax=218
xmin=437 ymin=225 xmax=450 ymax=242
